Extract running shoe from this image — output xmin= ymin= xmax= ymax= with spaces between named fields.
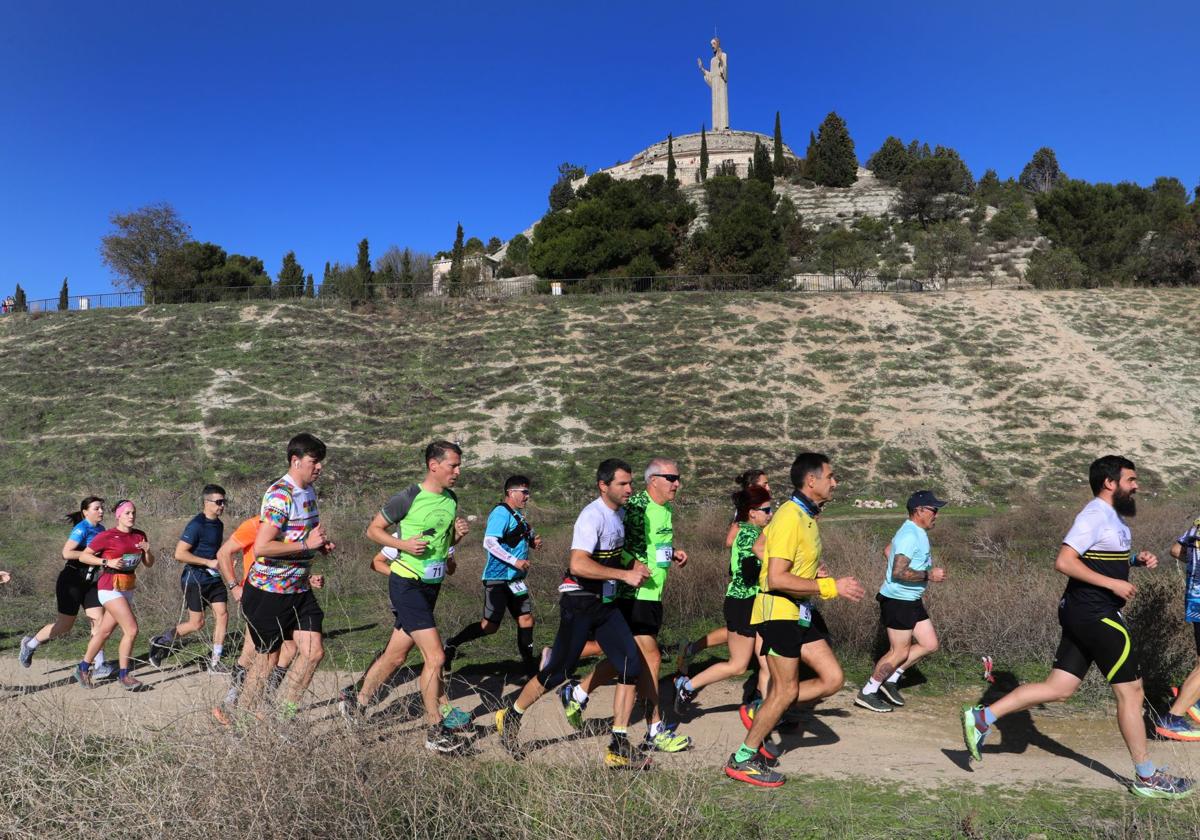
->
xmin=495 ymin=705 xmax=523 ymax=756
xmin=960 ymin=704 xmax=989 ymax=762
xmin=441 ymin=705 xmax=473 ymax=731
xmin=605 ymin=735 xmax=652 ymax=770
xmin=725 ymin=753 xmax=785 ymax=787
xmin=207 ymin=660 xmax=231 ymax=675
xmin=92 ymin=661 xmax=116 ymax=680
xmin=645 ymin=726 xmax=693 ymax=753
xmin=73 ymin=664 xmax=94 ymax=689
xmin=212 ymin=705 xmax=233 ymax=726
xmin=854 ymin=689 xmax=894 ymax=713
xmin=339 ymin=690 xmax=365 ymax=724
xmin=118 ymin=673 xmax=143 ymax=691
xmin=18 ymin=635 xmax=36 ymax=668
xmin=425 ymin=724 xmax=466 ymax=754
xmin=739 ymin=697 xmax=762 ymax=730
xmin=758 ymin=737 xmax=782 ymax=766
xmin=1171 ymin=686 xmax=1200 ymax=725
xmin=558 ymin=681 xmax=586 ymax=730
xmin=1131 ymin=768 xmax=1194 ymax=799
xmin=674 ymin=640 xmax=693 ymax=676
xmin=1155 ymin=714 xmax=1200 ymax=742
xmin=673 ymin=675 xmax=697 ymax=710
xmin=878 ymin=681 xmax=905 ymax=707
xmin=147 ymin=637 xmax=168 ymax=669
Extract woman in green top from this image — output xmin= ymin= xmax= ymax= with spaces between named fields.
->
xmin=674 ymin=484 xmax=772 ymax=706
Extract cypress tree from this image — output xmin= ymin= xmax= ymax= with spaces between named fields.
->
xmin=321 ymin=261 xmax=332 ymax=297
xmin=58 ymin=277 xmax=69 ymax=311
xmin=699 ymin=126 xmax=709 ymax=182
xmin=400 ymin=247 xmax=414 ymax=296
xmin=753 ymin=136 xmax=773 ymax=186
xmin=773 ymin=111 xmax=786 ymax=175
xmin=810 ymin=111 xmax=858 ymax=188
xmin=277 ymin=251 xmax=305 ymax=297
xmin=803 ymin=130 xmax=817 ymax=179
xmin=304 ymin=273 xmax=314 ymax=298
xmin=14 ymin=284 xmax=27 ymax=312
xmin=666 ymin=134 xmax=677 ymax=185
xmin=448 ymin=223 xmax=465 ymax=295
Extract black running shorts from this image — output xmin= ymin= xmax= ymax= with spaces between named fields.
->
xmin=242 ymin=585 xmax=325 ymax=654
xmin=184 ymin=576 xmax=228 ymax=612
xmin=617 ymin=598 xmax=663 ymax=637
xmin=389 ymin=574 xmax=441 ymax=634
xmin=757 ymin=609 xmax=831 ymax=658
xmin=482 ymin=580 xmax=532 ymax=624
xmin=55 ymin=565 xmax=101 ymax=615
xmin=1052 ymin=610 xmax=1139 ymax=684
xmin=723 ymin=595 xmax=756 ymax=638
xmin=876 ymin=593 xmax=930 ymax=631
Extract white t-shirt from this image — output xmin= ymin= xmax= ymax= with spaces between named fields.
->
xmin=560 ymin=497 xmax=625 ymax=596
xmin=1060 ymin=496 xmax=1133 ymax=618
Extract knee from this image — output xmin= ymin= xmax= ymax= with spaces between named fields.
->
xmin=819 ymin=664 xmax=844 ymax=698
xmin=615 ymin=650 xmax=643 ymax=684
xmin=423 ymin=647 xmax=444 ymax=672
xmin=309 ymin=641 xmax=325 ymax=664
xmin=925 ymin=638 xmax=940 ymax=655
xmin=481 ymin=621 xmax=499 ymax=635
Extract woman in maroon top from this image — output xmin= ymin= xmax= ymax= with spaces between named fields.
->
xmin=78 ymin=499 xmax=156 ymax=690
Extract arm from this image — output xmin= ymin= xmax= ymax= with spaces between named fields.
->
xmin=568 ymin=549 xmax=648 ymax=587
xmin=62 ymin=538 xmax=87 ymax=562
xmin=724 ymin=520 xmax=739 ymax=550
xmin=371 ymin=551 xmax=392 ymax=577
xmin=765 ymin=556 xmax=865 ymax=601
xmin=451 ymin=516 xmax=469 ymax=546
xmin=1171 ymin=542 xmax=1184 ymax=560
xmin=175 ymin=539 xmax=217 ymax=570
xmin=215 ymin=536 xmax=242 ymax=588
xmin=139 ymin=538 xmax=156 ymax=569
xmin=1054 ymin=544 xmax=1134 ymax=599
xmin=364 ymin=511 xmax=427 ymax=555
xmin=253 ymin=519 xmax=327 ymax=559
xmin=890 ymin=554 xmax=929 ymax=583
xmin=483 ymin=535 xmax=530 ymax=573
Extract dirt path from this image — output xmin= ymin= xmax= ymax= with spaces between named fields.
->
xmin=4 ymin=655 xmax=1195 ymax=791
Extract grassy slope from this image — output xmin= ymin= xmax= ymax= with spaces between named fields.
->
xmin=2 ymin=289 xmax=1199 ymax=512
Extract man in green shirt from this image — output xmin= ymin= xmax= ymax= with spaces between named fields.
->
xmin=569 ymin=457 xmax=693 ymax=753
xmin=340 ymin=440 xmax=471 ymax=753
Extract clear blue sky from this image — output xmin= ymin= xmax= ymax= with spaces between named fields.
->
xmin=2 ymin=1 xmax=1196 ymax=301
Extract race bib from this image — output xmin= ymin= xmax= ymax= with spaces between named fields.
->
xmin=508 ymin=580 xmax=529 ymax=596
xmin=654 ymin=544 xmax=674 ymax=569
xmin=422 ymin=562 xmax=446 ymax=583
xmin=119 ymin=552 xmax=142 ymax=571
xmin=798 ymin=602 xmax=813 ymax=628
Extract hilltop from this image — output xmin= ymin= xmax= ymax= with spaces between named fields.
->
xmin=2 ymin=288 xmax=1198 ymax=509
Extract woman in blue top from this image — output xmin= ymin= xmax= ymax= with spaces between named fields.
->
xmin=18 ymin=496 xmax=114 ymax=677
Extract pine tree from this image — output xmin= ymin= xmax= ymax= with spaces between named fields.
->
xmin=810 ymin=111 xmax=858 ymax=188
xmin=448 ymin=223 xmax=465 ymax=295
xmin=13 ymin=284 xmax=27 ymax=312
xmin=753 ymin=136 xmax=773 ymax=186
xmin=321 ymin=261 xmax=332 ymax=297
xmin=304 ymin=273 xmax=314 ymax=298
xmin=277 ymin=251 xmax=305 ymax=297
xmin=666 ymin=134 xmax=677 ymax=185
xmin=699 ymin=126 xmax=709 ymax=182
xmin=773 ymin=111 xmax=786 ymax=175
xmin=356 ymin=238 xmax=373 ymax=299
xmin=58 ymin=277 xmax=69 ymax=311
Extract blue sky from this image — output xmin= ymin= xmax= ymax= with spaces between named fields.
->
xmin=2 ymin=1 xmax=1196 ymax=301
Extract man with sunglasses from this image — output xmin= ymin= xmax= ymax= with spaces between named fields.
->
xmin=443 ymin=475 xmax=543 ymax=677
xmin=566 ymin=457 xmax=693 ymax=754
xmin=149 ymin=484 xmax=230 ymax=671
xmin=855 ymin=490 xmax=947 ymax=713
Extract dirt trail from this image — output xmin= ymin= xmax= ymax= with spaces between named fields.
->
xmin=4 ymin=655 xmax=1194 ymax=791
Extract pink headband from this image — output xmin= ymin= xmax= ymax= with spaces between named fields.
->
xmin=114 ymin=501 xmax=135 ymax=518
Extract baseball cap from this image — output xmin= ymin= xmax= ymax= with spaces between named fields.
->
xmin=906 ymin=490 xmax=946 ymax=511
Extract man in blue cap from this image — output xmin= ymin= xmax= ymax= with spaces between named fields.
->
xmin=855 ymin=490 xmax=947 ymax=713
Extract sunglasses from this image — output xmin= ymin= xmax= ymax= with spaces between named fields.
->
xmin=206 ymin=498 xmax=227 ymax=505
xmin=509 ymin=488 xmax=531 ymax=496
xmin=753 ymin=506 xmax=772 ymax=514
xmin=653 ymin=474 xmax=681 ymax=483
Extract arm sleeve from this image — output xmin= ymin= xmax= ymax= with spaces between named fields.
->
xmin=260 ymin=490 xmax=290 ymax=531
xmin=483 ymin=535 xmax=523 ymax=568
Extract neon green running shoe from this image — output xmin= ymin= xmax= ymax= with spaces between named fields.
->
xmin=645 ymin=726 xmax=693 ymax=753
xmin=960 ymin=704 xmax=988 ymax=762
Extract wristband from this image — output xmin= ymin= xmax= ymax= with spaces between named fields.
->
xmin=817 ymin=576 xmax=838 ymax=600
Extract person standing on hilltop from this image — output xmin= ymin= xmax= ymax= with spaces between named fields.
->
xmin=339 ymin=441 xmax=473 ymax=753
xmin=20 ymin=496 xmax=114 ymax=679
xmin=961 ymin=455 xmax=1194 ymax=799
xmin=855 ymin=490 xmax=948 ymax=713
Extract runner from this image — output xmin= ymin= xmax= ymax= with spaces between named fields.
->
xmin=212 ymin=516 xmax=299 ymax=716
xmin=443 ymin=475 xmax=543 ymax=677
xmin=19 ymin=497 xmax=114 ymax=678
xmin=237 ymin=433 xmax=334 ymax=720
xmin=495 ymin=458 xmax=652 ymax=769
xmin=75 ymin=499 xmax=157 ymax=690
xmin=960 ymin=455 xmax=1194 ymax=798
xmin=855 ymin=490 xmax=947 ymax=713
xmin=726 ymin=452 xmax=866 ymax=787
xmin=675 ymin=469 xmax=770 ymax=676
xmin=148 ymin=484 xmax=229 ymax=671
xmin=339 ymin=440 xmax=472 ymax=753
xmin=567 ymin=457 xmax=692 ymax=753
xmin=1152 ymin=515 xmax=1200 ymax=740
xmin=674 ymin=483 xmax=771 ymax=709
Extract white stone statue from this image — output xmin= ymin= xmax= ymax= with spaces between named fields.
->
xmin=697 ymin=38 xmax=729 ymax=131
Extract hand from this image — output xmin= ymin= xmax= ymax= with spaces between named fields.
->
xmin=454 ymin=517 xmax=470 ymax=539
xmin=672 ymin=549 xmax=688 ymax=567
xmin=446 ymin=557 xmax=457 ymax=577
xmin=1108 ymin=579 xmax=1136 ymax=601
xmin=231 ymin=584 xmax=243 ymax=603
xmin=320 ymin=541 xmax=336 ymax=554
xmin=532 ymin=535 xmax=543 ymax=550
xmin=0 ymin=571 xmax=10 ymax=584
xmin=137 ymin=540 xmax=150 ymax=552
xmin=816 ymin=563 xmax=830 ymax=578
xmin=835 ymin=576 xmax=866 ymax=602
xmin=1136 ymin=550 xmax=1157 ymax=569
xmin=304 ymin=525 xmax=328 ymax=552
xmin=624 ymin=563 xmax=651 ymax=587
xmin=515 ymin=560 xmax=531 ymax=573
xmin=930 ymin=567 xmax=947 ymax=582
xmin=398 ymin=536 xmax=428 ymax=555
xmin=310 ymin=574 xmax=325 ymax=589
xmin=697 ymin=57 xmax=703 ymax=69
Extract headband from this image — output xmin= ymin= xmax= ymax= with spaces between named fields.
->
xmin=114 ymin=501 xmax=135 ymax=518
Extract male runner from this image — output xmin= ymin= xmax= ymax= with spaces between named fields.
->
xmin=495 ymin=458 xmax=652 ymax=769
xmin=1152 ymin=516 xmax=1200 ymax=740
xmin=855 ymin=490 xmax=947 ymax=712
xmin=443 ymin=475 xmax=543 ymax=677
xmin=961 ymin=455 xmax=1193 ymax=798
xmin=340 ymin=440 xmax=472 ymax=753
xmin=726 ymin=452 xmax=866 ymax=787
xmin=237 ymin=433 xmax=334 ymax=720
xmin=149 ymin=484 xmax=229 ymax=670
xmin=566 ymin=457 xmax=692 ymax=753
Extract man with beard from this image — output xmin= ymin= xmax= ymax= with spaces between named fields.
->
xmin=961 ymin=455 xmax=1193 ymax=799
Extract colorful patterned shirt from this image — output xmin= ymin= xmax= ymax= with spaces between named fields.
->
xmin=247 ymin=473 xmax=319 ymax=594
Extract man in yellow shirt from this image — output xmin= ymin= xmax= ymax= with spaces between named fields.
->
xmin=725 ymin=452 xmax=866 ymax=787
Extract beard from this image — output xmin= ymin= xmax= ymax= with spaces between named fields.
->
xmin=1113 ymin=489 xmax=1136 ymax=517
